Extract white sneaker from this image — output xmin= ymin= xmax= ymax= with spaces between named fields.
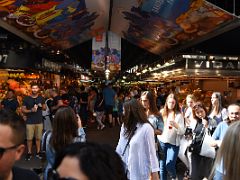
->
xmin=100 ymin=125 xmax=105 ymax=130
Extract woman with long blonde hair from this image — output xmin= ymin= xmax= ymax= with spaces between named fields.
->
xmin=210 ymin=121 xmax=240 ymax=180
xmin=158 ymin=93 xmax=185 ymax=180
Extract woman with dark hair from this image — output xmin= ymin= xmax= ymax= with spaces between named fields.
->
xmin=50 ymin=142 xmax=127 ymax=180
xmin=190 ymin=102 xmax=213 ymax=180
xmin=208 ymin=92 xmax=228 ymax=134
xmin=44 ymin=106 xmax=86 ymax=180
xmin=159 ymin=93 xmax=185 ymax=180
xmin=141 ymin=91 xmax=164 ymax=158
xmin=116 ymin=98 xmax=159 ymax=180
xmin=94 ymin=91 xmax=105 ymax=130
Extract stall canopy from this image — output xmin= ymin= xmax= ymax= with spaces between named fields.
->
xmin=0 ymin=0 xmax=240 ymax=70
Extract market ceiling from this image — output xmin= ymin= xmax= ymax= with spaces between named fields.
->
xmin=0 ymin=0 xmax=240 ymax=70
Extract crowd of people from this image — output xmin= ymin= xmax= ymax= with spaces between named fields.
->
xmin=0 ymin=82 xmax=240 ymax=180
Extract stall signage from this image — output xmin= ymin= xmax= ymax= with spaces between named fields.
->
xmin=42 ymin=58 xmax=61 ymax=73
xmin=0 ymin=54 xmax=8 ymax=64
xmin=187 ymin=60 xmax=240 ymax=70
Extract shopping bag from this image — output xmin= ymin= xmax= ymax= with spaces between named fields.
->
xmin=178 ymin=137 xmax=191 ymax=167
xmin=200 ymin=131 xmax=216 ymax=159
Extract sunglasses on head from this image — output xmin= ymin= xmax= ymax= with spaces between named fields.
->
xmin=193 ymin=104 xmax=203 ymax=110
xmin=0 ymin=144 xmax=19 ymax=159
xmin=48 ymin=169 xmax=78 ymax=180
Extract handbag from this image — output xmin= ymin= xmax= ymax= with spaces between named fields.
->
xmin=199 ymin=130 xmax=216 ymax=158
xmin=188 ymin=126 xmax=205 ymax=154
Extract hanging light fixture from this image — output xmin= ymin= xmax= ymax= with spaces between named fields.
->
xmin=105 ymin=69 xmax=110 ymax=80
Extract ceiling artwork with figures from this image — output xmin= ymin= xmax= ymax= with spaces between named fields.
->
xmin=0 ymin=0 xmax=110 ymax=49
xmin=0 ymin=0 xmax=238 ymax=56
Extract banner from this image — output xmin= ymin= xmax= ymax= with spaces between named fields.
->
xmin=111 ymin=0 xmax=237 ymax=55
xmin=107 ymin=31 xmax=121 ymax=72
xmin=92 ymin=32 xmax=121 ymax=72
xmin=91 ymin=32 xmax=106 ymax=71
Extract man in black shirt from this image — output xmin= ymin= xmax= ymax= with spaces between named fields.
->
xmin=79 ymin=85 xmax=88 ymax=127
xmin=0 ymin=109 xmax=40 ymax=180
xmin=22 ymin=83 xmax=46 ymax=161
xmin=1 ymin=90 xmax=19 ymax=112
xmin=49 ymin=88 xmax=63 ymax=117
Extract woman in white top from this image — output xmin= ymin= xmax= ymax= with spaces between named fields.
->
xmin=208 ymin=92 xmax=228 ymax=134
xmin=159 ymin=93 xmax=185 ymax=180
xmin=179 ymin=94 xmax=196 ymax=178
xmin=116 ymin=98 xmax=159 ymax=180
xmin=184 ymin=94 xmax=196 ymax=127
xmin=141 ymin=91 xmax=164 ymax=135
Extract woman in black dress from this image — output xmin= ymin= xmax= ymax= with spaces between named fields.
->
xmin=190 ymin=102 xmax=213 ymax=180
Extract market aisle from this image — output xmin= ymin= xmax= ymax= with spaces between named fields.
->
xmin=15 ymin=124 xmax=185 ymax=179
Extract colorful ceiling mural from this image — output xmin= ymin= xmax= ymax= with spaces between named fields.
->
xmin=0 ymin=0 xmax=238 ymax=55
xmin=0 ymin=0 xmax=109 ymax=49
xmin=110 ymin=0 xmax=238 ymax=54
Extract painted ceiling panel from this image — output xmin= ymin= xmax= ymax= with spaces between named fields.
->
xmin=0 ymin=0 xmax=109 ymax=49
xmin=110 ymin=0 xmax=238 ymax=55
xmin=0 ymin=0 xmax=239 ymax=56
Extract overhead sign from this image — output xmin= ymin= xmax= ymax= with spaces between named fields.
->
xmin=187 ymin=59 xmax=240 ymax=70
xmin=107 ymin=31 xmax=121 ymax=72
xmin=92 ymin=31 xmax=121 ymax=72
xmin=0 ymin=54 xmax=8 ymax=64
xmin=111 ymin=0 xmax=237 ymax=54
xmin=92 ymin=32 xmax=106 ymax=71
xmin=0 ymin=50 xmax=40 ymax=69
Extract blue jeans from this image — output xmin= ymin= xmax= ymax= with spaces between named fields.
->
xmin=160 ymin=142 xmax=179 ymax=180
xmin=214 ymin=170 xmax=223 ymax=180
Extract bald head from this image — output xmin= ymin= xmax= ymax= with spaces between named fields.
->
xmin=228 ymin=104 xmax=240 ymax=122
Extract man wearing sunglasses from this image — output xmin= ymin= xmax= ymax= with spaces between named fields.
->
xmin=0 ymin=109 xmax=40 ymax=180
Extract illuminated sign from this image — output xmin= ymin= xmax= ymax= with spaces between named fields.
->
xmin=187 ymin=60 xmax=240 ymax=70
